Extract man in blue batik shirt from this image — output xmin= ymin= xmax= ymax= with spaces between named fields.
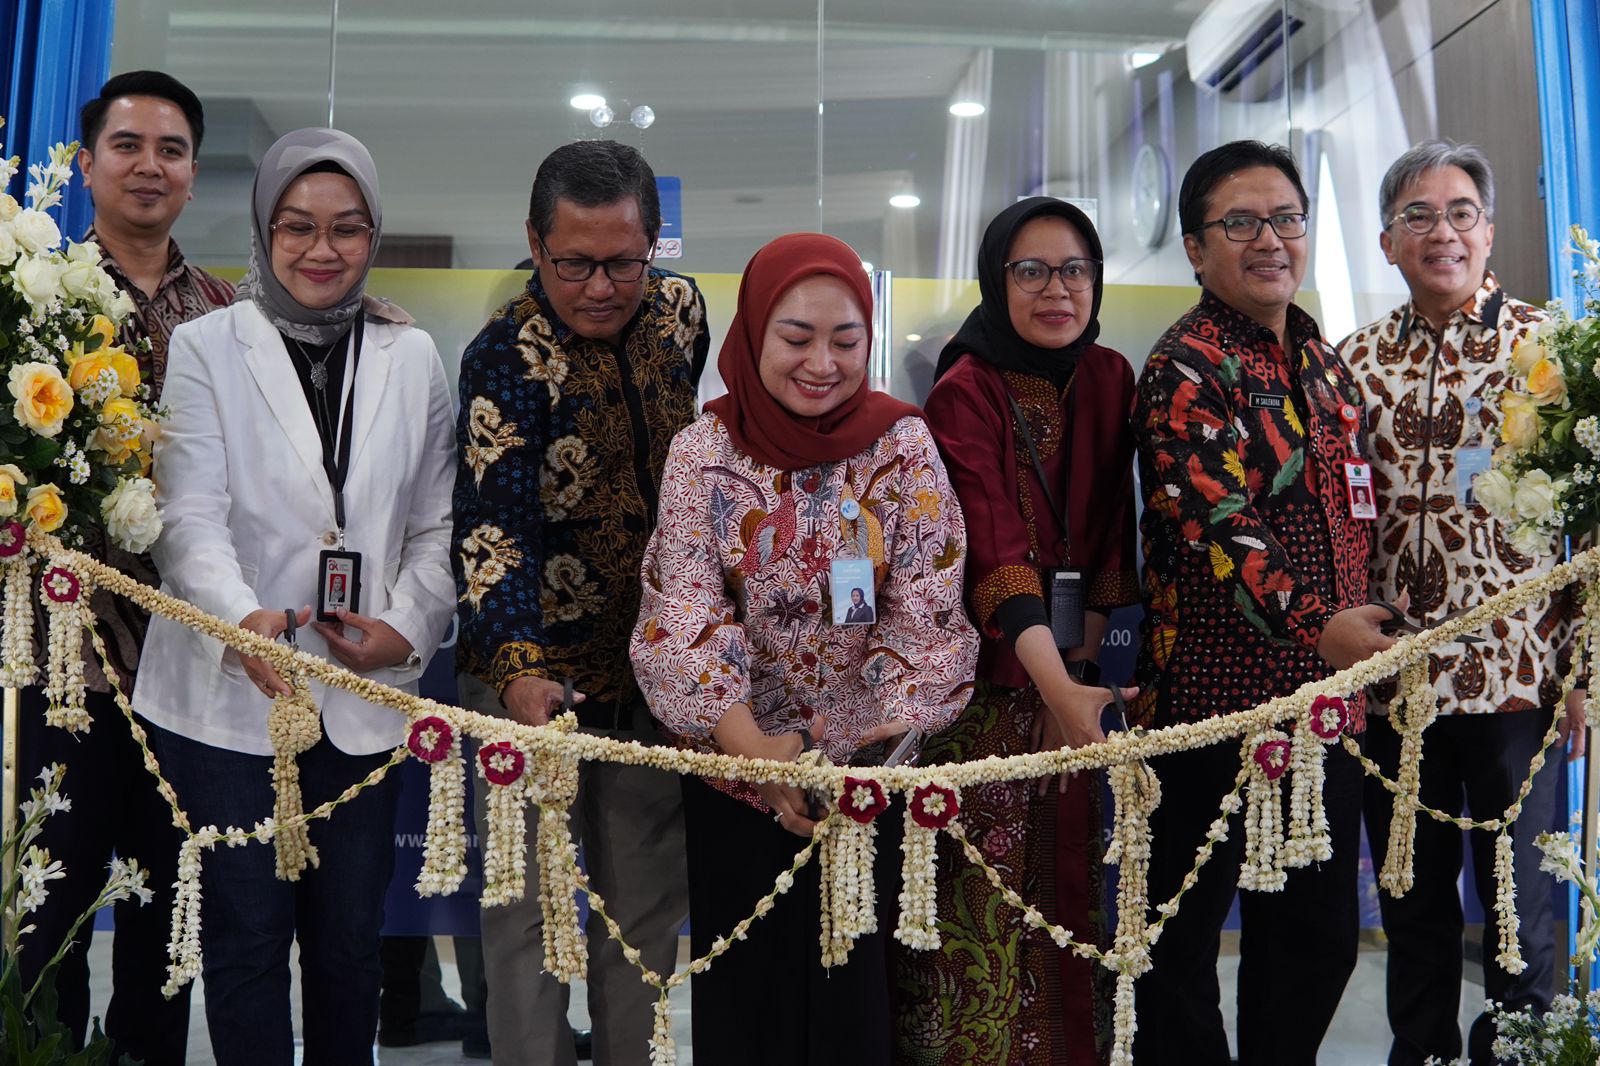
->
xmin=452 ymin=139 xmax=708 ymax=1066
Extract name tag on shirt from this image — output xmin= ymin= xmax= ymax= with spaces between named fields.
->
xmin=831 ymin=557 xmax=876 ymax=626
xmin=1455 ymin=447 xmax=1493 ymax=507
xmin=1249 ymin=393 xmax=1284 ymax=410
xmin=1344 ymin=461 xmax=1377 ymax=521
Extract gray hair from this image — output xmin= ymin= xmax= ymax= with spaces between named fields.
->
xmin=1378 ymin=140 xmax=1495 ymax=227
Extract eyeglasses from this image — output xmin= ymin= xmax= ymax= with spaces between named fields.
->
xmin=537 ymin=238 xmax=651 ymax=284
xmin=1003 ymin=258 xmax=1102 ymax=294
xmin=1388 ymin=202 xmax=1484 ymax=235
xmin=270 ymin=217 xmax=374 ymax=254
xmin=1193 ymin=213 xmax=1309 ymax=242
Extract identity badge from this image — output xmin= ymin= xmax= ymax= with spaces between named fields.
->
xmin=1455 ymin=446 xmax=1493 ymax=507
xmin=831 ymin=558 xmax=876 ymax=625
xmin=1343 ymin=461 xmax=1377 ymax=521
xmin=318 ymin=549 xmax=362 ymax=623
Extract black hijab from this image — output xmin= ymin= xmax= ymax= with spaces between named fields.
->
xmin=933 ymin=197 xmax=1105 ymax=387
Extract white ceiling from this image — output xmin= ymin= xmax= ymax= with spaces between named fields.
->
xmin=111 ymin=0 xmax=1216 ymax=272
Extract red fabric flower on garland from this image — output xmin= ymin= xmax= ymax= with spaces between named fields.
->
xmin=478 ymin=741 xmax=525 ymax=786
xmin=407 ymin=716 xmax=454 ymax=763
xmin=839 ymin=776 xmax=889 ymax=824
xmin=41 ymin=566 xmax=80 ymax=603
xmin=0 ymin=521 xmax=24 ymax=558
xmin=1307 ymin=695 xmax=1350 ymax=740
xmin=1253 ymin=738 xmax=1291 ymax=781
xmin=909 ymin=782 xmax=959 ymax=830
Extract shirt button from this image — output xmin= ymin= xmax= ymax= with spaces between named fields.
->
xmin=321 ymin=531 xmax=338 ymax=547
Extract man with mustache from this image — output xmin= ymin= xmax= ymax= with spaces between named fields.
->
xmin=1340 ymin=141 xmax=1576 ymax=1066
xmin=452 ymin=140 xmax=707 ymax=1065
xmin=14 ymin=70 xmax=232 ymax=1065
xmin=1130 ymin=140 xmax=1393 ymax=1065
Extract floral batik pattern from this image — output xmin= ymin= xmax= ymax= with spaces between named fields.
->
xmin=631 ymin=413 xmax=977 ymax=783
xmin=894 ymin=682 xmax=1111 ymax=1065
xmin=1131 ymin=292 xmax=1373 ymax=730
xmin=452 ymin=269 xmax=709 ymax=712
xmin=1339 ymin=273 xmax=1574 ymax=714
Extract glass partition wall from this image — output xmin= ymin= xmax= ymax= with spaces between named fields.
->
xmin=110 ymin=0 xmax=1547 ymax=389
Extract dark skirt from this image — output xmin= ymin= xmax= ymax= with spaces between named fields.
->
xmin=682 ymin=774 xmax=901 ymax=1066
xmin=893 ymin=681 xmax=1111 ymax=1065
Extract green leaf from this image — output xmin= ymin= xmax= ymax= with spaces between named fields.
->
xmin=1208 ymin=495 xmax=1248 ymax=523
xmin=1270 ymin=449 xmax=1304 ymax=495
xmin=18 ymin=437 xmax=62 ymax=469
xmin=1552 ymin=413 xmax=1576 ymax=444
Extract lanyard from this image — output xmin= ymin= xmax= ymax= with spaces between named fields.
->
xmin=314 ymin=317 xmax=363 ymax=539
xmin=1006 ymin=386 xmax=1071 ymax=555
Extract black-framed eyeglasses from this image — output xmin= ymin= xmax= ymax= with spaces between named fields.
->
xmin=1003 ymin=257 xmax=1101 ymax=294
xmin=1192 ymin=213 xmax=1309 ymax=242
xmin=1388 ymin=202 xmax=1484 ymax=235
xmin=270 ymin=217 xmax=374 ymax=253
xmin=537 ymin=238 xmax=651 ymax=283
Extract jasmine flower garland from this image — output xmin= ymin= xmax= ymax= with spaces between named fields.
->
xmin=0 ymin=523 xmax=36 ymax=686
xmin=266 ymin=675 xmax=322 ymax=881
xmin=39 ymin=563 xmax=89 ymax=730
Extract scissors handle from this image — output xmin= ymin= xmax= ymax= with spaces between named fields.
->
xmin=283 ymin=608 xmax=298 ymax=647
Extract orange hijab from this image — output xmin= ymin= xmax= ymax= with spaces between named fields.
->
xmin=705 ymin=233 xmax=921 ymax=471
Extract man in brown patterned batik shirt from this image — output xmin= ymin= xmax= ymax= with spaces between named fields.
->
xmin=1340 ymin=140 xmax=1579 ymax=1066
xmin=17 ymin=71 xmax=233 ymax=1065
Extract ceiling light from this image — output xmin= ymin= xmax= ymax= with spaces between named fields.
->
xmin=948 ymin=101 xmax=986 ymax=118
xmin=1127 ymin=51 xmax=1162 ymax=69
xmin=905 ymin=333 xmax=923 ymax=342
xmin=889 ymin=194 xmax=921 ymax=209
xmin=861 ymin=261 xmax=875 ymax=273
xmin=570 ymin=93 xmax=606 ymax=110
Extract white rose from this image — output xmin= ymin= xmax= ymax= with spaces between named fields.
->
xmin=1473 ymin=467 xmax=1517 ymax=517
xmin=1512 ymin=469 xmax=1559 ymax=522
xmin=101 ymin=286 xmax=136 ymax=321
xmin=1510 ymin=521 xmax=1555 ymax=558
xmin=58 ymin=258 xmax=100 ymax=299
xmin=0 ymin=194 xmax=19 ymax=222
xmin=65 ymin=239 xmax=99 ymax=264
xmin=101 ymin=477 xmax=162 ymax=553
xmin=12 ymin=256 xmax=63 ymax=310
xmin=11 ymin=209 xmax=60 ymax=255
xmin=0 ymin=224 xmax=17 ymax=267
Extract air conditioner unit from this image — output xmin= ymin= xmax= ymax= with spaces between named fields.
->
xmin=1186 ymin=0 xmax=1361 ymax=102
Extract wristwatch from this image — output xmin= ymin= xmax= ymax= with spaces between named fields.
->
xmin=1064 ymin=659 xmax=1102 ymax=686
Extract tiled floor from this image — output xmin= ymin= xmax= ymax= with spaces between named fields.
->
xmin=87 ymin=936 xmax=1482 ymax=1064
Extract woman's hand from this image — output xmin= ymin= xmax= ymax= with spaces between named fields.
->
xmin=1030 ymin=679 xmax=1137 ymax=795
xmin=713 ymin=706 xmax=828 ymax=837
xmin=238 ymin=606 xmax=311 ymax=697
xmin=311 ymin=607 xmax=415 ymax=674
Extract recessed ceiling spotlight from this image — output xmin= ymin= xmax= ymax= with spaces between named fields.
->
xmin=1127 ymin=51 xmax=1162 ymax=69
xmin=889 ymin=194 xmax=921 ymax=209
xmin=905 ymin=333 xmax=923 ymax=342
xmin=861 ymin=261 xmax=875 ymax=273
xmin=570 ymin=93 xmax=606 ymax=110
xmin=948 ymin=101 xmax=986 ymax=118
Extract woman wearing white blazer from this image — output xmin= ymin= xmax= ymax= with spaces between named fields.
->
xmin=133 ymin=129 xmax=454 ymax=1065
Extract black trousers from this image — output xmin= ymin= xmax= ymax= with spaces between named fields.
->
xmin=1363 ymin=708 xmax=1560 ymax=1066
xmin=15 ymin=686 xmax=190 ymax=1065
xmin=682 ymin=775 xmax=898 ymax=1066
xmin=1132 ymin=738 xmax=1362 ymax=1066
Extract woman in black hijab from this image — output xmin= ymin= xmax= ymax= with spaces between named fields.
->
xmin=895 ymin=198 xmax=1139 ymax=1064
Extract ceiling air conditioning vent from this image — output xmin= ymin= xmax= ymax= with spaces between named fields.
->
xmin=1187 ymin=0 xmax=1359 ymax=102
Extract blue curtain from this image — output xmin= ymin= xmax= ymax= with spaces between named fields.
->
xmin=2 ymin=0 xmax=117 ymax=241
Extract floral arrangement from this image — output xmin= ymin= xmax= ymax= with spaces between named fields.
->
xmin=2 ymin=764 xmax=153 ymax=1062
xmin=1480 ymin=226 xmax=1600 ymax=554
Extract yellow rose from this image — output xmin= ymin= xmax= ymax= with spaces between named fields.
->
xmin=1500 ymin=391 xmax=1540 ymax=451
xmin=85 ymin=314 xmax=117 ymax=350
xmin=1510 ymin=339 xmax=1545 ymax=377
xmin=7 ymin=362 xmax=73 ymax=437
xmin=108 ymin=350 xmax=141 ymax=396
xmin=25 ymin=484 xmax=67 ymax=533
xmin=65 ymin=347 xmax=116 ymax=392
xmin=1526 ymin=357 xmax=1569 ymax=407
xmin=0 ymin=463 xmax=28 ymax=518
xmin=92 ymin=398 xmax=143 ymax=462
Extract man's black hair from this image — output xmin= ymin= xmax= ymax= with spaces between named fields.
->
xmin=529 ymin=140 xmax=661 ymax=245
xmin=80 ymin=70 xmax=206 ymax=155
xmin=1177 ymin=140 xmax=1308 ymax=237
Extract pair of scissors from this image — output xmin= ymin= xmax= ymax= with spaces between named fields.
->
xmin=1374 ymin=599 xmax=1485 ymax=645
